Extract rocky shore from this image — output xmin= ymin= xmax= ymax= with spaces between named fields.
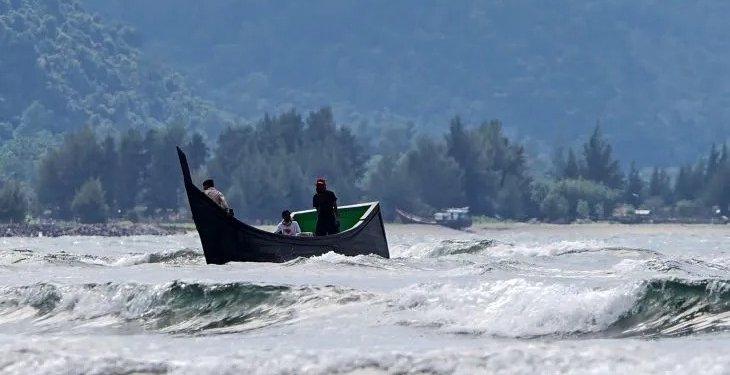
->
xmin=0 ymin=222 xmax=191 ymax=237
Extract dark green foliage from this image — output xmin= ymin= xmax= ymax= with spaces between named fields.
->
xmin=208 ymin=107 xmax=365 ymax=220
xmin=445 ymin=118 xmax=532 ymax=218
xmin=71 ymin=178 xmax=108 ymax=223
xmin=0 ymin=181 xmax=28 ymax=223
xmin=541 ymin=179 xmax=619 ymax=221
xmin=142 ymin=124 xmax=186 ymax=211
xmin=581 ymin=125 xmax=623 ymax=189
xmin=364 ymin=154 xmax=423 ymax=220
xmin=703 ymin=163 xmax=730 ymax=214
xmin=185 ymin=132 xmax=209 ymax=170
xmin=624 ymin=162 xmax=643 ymax=207
xmin=445 ymin=117 xmax=489 ymax=213
xmin=37 ymin=126 xmax=104 ymax=218
xmin=674 ymin=165 xmax=701 ymax=201
xmin=540 ymin=193 xmax=569 ymax=222
xmin=21 ymin=106 xmax=730 ymax=223
xmin=99 ymin=135 xmax=118 ymax=210
xmin=0 ymin=132 xmax=59 ymax=181
xmin=648 ymin=167 xmax=672 ymax=204
xmin=563 ymin=150 xmax=580 ymax=179
xmin=116 ymin=128 xmax=145 ymax=211
xmin=398 ymin=136 xmax=465 ymax=210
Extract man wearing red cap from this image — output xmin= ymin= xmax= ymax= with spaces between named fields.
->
xmin=313 ymin=177 xmax=339 ymax=236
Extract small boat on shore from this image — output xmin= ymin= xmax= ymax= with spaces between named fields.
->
xmin=177 ymin=147 xmax=389 ymax=264
xmin=396 ymin=207 xmax=473 ymax=230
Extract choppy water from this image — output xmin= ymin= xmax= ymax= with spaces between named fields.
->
xmin=2 ymin=224 xmax=730 ymax=374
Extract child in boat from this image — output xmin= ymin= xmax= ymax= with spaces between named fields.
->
xmin=275 ymin=210 xmax=301 ymax=236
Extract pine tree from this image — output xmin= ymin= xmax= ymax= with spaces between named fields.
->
xmin=581 ymin=124 xmax=623 ymax=189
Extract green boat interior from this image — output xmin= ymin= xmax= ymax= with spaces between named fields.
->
xmin=292 ymin=202 xmax=375 ymax=233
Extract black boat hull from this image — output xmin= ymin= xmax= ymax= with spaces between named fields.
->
xmin=177 ymin=147 xmax=390 ymax=264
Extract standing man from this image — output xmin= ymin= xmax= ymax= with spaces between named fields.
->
xmin=313 ymin=177 xmax=339 ymax=236
xmin=202 ymin=179 xmax=233 ymax=216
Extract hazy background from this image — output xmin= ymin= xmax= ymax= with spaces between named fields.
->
xmin=2 ymin=0 xmax=730 ymax=223
xmin=82 ymin=0 xmax=730 ymax=164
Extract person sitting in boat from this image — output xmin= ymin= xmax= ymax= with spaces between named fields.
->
xmin=202 ymin=179 xmax=233 ymax=216
xmin=274 ymin=210 xmax=301 ymax=236
xmin=313 ymin=177 xmax=339 ymax=236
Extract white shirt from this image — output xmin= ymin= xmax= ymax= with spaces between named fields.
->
xmin=275 ymin=220 xmax=301 ymax=236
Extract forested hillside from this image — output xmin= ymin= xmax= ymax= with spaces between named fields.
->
xmin=0 ymin=0 xmax=230 ymax=179
xmin=83 ymin=0 xmax=730 ymax=164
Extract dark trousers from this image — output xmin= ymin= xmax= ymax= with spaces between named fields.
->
xmin=315 ymin=217 xmax=339 ymax=236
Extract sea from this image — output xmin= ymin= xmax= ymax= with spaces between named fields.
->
xmin=1 ymin=223 xmax=730 ymax=374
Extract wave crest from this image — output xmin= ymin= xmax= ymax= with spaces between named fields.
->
xmin=0 ymin=281 xmax=370 ymax=334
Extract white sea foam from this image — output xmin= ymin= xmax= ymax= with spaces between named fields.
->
xmin=2 ymin=342 xmax=730 ymax=375
xmin=389 ymin=278 xmax=639 ymax=337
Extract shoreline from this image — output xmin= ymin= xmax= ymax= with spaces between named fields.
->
xmin=0 ymin=222 xmax=190 ymax=237
xmin=1 ymin=220 xmax=727 ymax=238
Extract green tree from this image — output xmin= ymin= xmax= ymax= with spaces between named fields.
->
xmin=564 ymin=149 xmax=580 ymax=179
xmin=703 ymin=163 xmax=730 ymax=214
xmin=623 ymin=162 xmax=644 ymax=207
xmin=36 ymin=126 xmax=103 ymax=218
xmin=402 ymin=136 xmax=464 ymax=210
xmin=674 ymin=164 xmax=701 ymax=201
xmin=705 ymin=144 xmax=720 ymax=182
xmin=540 ymin=192 xmax=569 ymax=222
xmin=445 ymin=116 xmax=491 ymax=214
xmin=142 ymin=124 xmax=186 ymax=211
xmin=71 ymin=178 xmax=108 ymax=223
xmin=581 ymin=125 xmax=623 ymax=189
xmin=363 ymin=154 xmax=422 ymax=220
xmin=648 ymin=167 xmax=673 ymax=204
xmin=117 ymin=128 xmax=146 ymax=212
xmin=99 ymin=135 xmax=118 ymax=211
xmin=185 ymin=132 xmax=209 ymax=170
xmin=543 ymin=178 xmax=619 ymax=221
xmin=576 ymin=199 xmax=590 ymax=219
xmin=0 ymin=181 xmax=28 ymax=223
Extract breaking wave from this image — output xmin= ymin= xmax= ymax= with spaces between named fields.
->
xmin=0 ymin=281 xmax=371 ymax=334
xmin=393 ymin=239 xmax=659 ymax=259
xmin=609 ymin=278 xmax=730 ymax=337
xmin=396 ymin=239 xmax=498 ymax=258
xmin=389 ymin=277 xmax=730 ymax=338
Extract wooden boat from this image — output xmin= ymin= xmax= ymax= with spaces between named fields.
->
xmin=396 ymin=207 xmax=472 ymax=230
xmin=177 ymin=147 xmax=389 ymax=264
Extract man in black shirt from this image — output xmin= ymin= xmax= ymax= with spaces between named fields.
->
xmin=313 ymin=177 xmax=339 ymax=236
